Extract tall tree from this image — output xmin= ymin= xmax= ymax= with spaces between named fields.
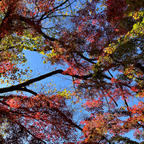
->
xmin=0 ymin=0 xmax=144 ymax=143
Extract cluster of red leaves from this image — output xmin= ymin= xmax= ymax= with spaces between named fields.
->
xmin=4 ymin=94 xmax=76 ymax=142
xmin=81 ymin=112 xmax=136 ymax=143
xmin=0 ymin=62 xmax=14 ymax=74
xmin=78 ymin=81 xmax=144 ymax=142
xmin=62 ymin=66 xmax=78 ymax=75
xmin=83 ymin=98 xmax=103 ymax=108
xmin=106 ymin=0 xmax=127 ymax=22
xmin=6 ymin=97 xmax=21 ymax=108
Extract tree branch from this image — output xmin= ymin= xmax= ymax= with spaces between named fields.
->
xmin=0 ymin=69 xmax=93 ymax=94
xmin=14 ymin=121 xmax=46 ymax=144
xmin=18 ymin=87 xmax=38 ymax=95
xmin=52 ymin=107 xmax=83 ymax=131
xmin=39 ymin=0 xmax=69 ymax=21
xmin=77 ymin=52 xmax=96 ymax=64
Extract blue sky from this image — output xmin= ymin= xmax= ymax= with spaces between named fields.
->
xmin=24 ymin=49 xmax=89 ymax=119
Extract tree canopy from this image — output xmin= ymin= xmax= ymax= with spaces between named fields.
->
xmin=0 ymin=0 xmax=144 ymax=143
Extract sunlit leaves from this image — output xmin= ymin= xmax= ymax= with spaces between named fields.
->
xmin=0 ymin=0 xmax=144 ymax=143
xmin=58 ymin=89 xmax=71 ymax=99
xmin=7 ymin=97 xmax=21 ymax=108
xmin=104 ymin=43 xmax=116 ymax=55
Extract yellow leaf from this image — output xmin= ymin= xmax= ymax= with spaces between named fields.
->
xmin=40 ymin=51 xmax=45 ymax=55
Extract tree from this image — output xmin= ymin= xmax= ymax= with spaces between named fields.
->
xmin=0 ymin=0 xmax=84 ymax=143
xmin=71 ymin=0 xmax=144 ymax=143
xmin=0 ymin=0 xmax=144 ymax=143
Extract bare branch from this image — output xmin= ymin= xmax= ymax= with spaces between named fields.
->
xmin=0 ymin=69 xmax=93 ymax=94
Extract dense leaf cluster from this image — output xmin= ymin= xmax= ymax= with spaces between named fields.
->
xmin=0 ymin=0 xmax=144 ymax=143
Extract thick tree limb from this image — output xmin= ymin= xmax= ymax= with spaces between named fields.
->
xmin=0 ymin=69 xmax=93 ymax=94
xmin=18 ymin=87 xmax=38 ymax=95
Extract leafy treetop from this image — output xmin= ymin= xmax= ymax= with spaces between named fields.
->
xmin=0 ymin=0 xmax=144 ymax=143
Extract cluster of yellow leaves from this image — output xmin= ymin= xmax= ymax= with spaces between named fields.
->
xmin=124 ymin=11 xmax=144 ymax=39
xmin=104 ymin=43 xmax=116 ymax=55
xmin=97 ymin=55 xmax=113 ymax=65
xmin=45 ymin=49 xmax=57 ymax=58
xmin=131 ymin=11 xmax=144 ymax=20
xmin=22 ymin=30 xmax=45 ymax=52
xmin=97 ymin=43 xmax=117 ymax=65
xmin=58 ymin=89 xmax=71 ymax=99
xmin=124 ymin=65 xmax=143 ymax=85
xmin=124 ymin=66 xmax=136 ymax=79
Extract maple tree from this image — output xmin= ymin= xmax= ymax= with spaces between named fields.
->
xmin=0 ymin=0 xmax=144 ymax=143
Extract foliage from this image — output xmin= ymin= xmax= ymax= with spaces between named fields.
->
xmin=0 ymin=0 xmax=144 ymax=143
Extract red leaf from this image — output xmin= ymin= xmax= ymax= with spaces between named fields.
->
xmin=131 ymin=87 xmax=138 ymax=92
